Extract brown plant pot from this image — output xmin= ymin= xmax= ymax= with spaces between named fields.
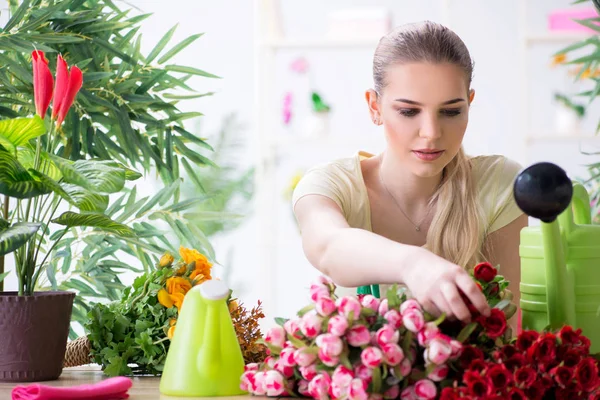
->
xmin=0 ymin=291 xmax=75 ymax=382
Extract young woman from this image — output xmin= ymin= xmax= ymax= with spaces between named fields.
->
xmin=292 ymin=21 xmax=527 ymax=329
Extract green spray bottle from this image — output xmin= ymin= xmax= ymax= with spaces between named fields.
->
xmin=159 ymin=279 xmax=247 ymax=397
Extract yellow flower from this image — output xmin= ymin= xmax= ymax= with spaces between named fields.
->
xmin=167 ymin=325 xmax=176 ymax=339
xmin=166 ymin=276 xmax=192 ymax=296
xmin=158 ymin=289 xmax=174 ymax=308
xmin=171 ymin=292 xmax=185 ymax=311
xmin=180 ymin=247 xmax=213 ymax=281
xmin=551 ymin=53 xmax=567 ymax=67
xmin=175 ymin=264 xmax=187 ymax=275
xmin=158 ymin=253 xmax=174 ymax=268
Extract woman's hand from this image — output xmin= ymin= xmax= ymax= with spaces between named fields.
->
xmin=401 ymin=248 xmax=491 ymax=323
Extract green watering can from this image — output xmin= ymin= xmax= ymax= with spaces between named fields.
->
xmin=159 ymin=279 xmax=246 ymax=397
xmin=514 ymin=162 xmax=600 ymax=352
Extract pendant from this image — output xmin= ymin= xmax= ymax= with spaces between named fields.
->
xmin=415 ymin=226 xmax=420 ymax=232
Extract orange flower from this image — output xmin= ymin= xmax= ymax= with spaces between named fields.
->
xmin=171 ymin=292 xmax=186 ymax=311
xmin=180 ymin=246 xmax=213 ymax=281
xmin=175 ymin=265 xmax=187 ymax=275
xmin=551 ymin=53 xmax=567 ymax=67
xmin=167 ymin=325 xmax=176 ymax=339
xmin=166 ymin=276 xmax=192 ymax=296
xmin=158 ymin=289 xmax=174 ymax=308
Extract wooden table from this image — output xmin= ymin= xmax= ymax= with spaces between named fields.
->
xmin=0 ymin=366 xmax=264 ymax=400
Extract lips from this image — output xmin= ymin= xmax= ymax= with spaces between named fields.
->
xmin=412 ymin=149 xmax=445 ymax=161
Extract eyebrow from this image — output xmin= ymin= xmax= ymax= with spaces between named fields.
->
xmin=394 ymin=98 xmax=465 ymax=106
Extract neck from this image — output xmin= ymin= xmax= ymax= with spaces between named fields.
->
xmin=378 ymin=151 xmax=442 ymax=210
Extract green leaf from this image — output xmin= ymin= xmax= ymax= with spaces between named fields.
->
xmin=274 ymin=317 xmax=288 ymax=326
xmin=51 ymin=211 xmax=134 ymax=237
xmin=457 ymin=322 xmax=478 ymax=343
xmin=164 ymin=65 xmax=221 ymax=78
xmin=0 ymin=222 xmax=41 ymax=256
xmin=0 ymin=116 xmax=46 ymax=152
xmin=163 ymin=92 xmax=214 ymax=100
xmin=146 ymin=24 xmax=178 ymax=64
xmin=371 ymin=366 xmax=382 ymax=393
xmin=51 ymin=158 xmax=126 ymax=194
xmin=17 ymin=147 xmax=62 ymax=181
xmin=3 ymin=0 xmax=31 ymax=32
xmin=0 ymin=217 xmax=8 ymax=231
xmin=0 ymin=271 xmax=10 ymax=283
xmin=158 ymin=33 xmax=204 ymax=64
xmin=0 ymin=147 xmax=52 ymax=199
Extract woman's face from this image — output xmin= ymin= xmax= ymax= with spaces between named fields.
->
xmin=369 ymin=62 xmax=472 ymax=178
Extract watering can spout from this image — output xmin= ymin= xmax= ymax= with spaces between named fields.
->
xmin=513 ymin=162 xmax=576 ymax=329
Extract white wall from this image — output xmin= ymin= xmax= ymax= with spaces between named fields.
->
xmin=1 ymin=0 xmax=599 ymax=329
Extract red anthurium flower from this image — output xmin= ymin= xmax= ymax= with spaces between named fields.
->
xmin=55 ymin=65 xmax=83 ymax=126
xmin=31 ymin=50 xmax=54 ymax=118
xmin=51 ymin=55 xmax=69 ymax=121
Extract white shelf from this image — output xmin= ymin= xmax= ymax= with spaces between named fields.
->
xmin=260 ymin=37 xmax=379 ymax=49
xmin=526 ymin=32 xmax=595 ymax=44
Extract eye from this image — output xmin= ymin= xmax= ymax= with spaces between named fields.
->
xmin=397 ymin=108 xmax=420 ymax=117
xmin=440 ymin=108 xmax=462 ymax=117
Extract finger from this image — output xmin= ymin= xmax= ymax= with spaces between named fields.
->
xmin=441 ymin=281 xmax=472 ymax=323
xmin=433 ymin=292 xmax=455 ymax=321
xmin=420 ymin=298 xmax=442 ymax=318
xmin=455 ymin=273 xmax=491 ymax=317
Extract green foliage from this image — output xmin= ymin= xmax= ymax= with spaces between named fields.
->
xmin=85 ymin=267 xmax=177 ymax=376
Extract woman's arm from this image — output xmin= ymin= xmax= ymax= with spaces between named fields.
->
xmin=294 ymin=194 xmax=490 ymax=321
xmin=485 ymin=213 xmax=529 ymax=332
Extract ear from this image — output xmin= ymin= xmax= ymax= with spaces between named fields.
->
xmin=468 ymin=89 xmax=475 ymax=105
xmin=365 ymin=89 xmax=382 ymax=122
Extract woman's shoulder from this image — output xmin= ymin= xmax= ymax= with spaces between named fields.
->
xmin=470 ymin=154 xmax=523 ymax=186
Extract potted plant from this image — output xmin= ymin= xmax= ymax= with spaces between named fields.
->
xmin=0 ymin=50 xmax=138 ymax=382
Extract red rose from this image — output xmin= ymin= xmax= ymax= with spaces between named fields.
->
xmin=516 ymin=330 xmax=540 ymax=352
xmin=514 ymin=365 xmax=537 ymax=386
xmin=459 ymin=345 xmax=484 ymax=369
xmin=558 ymin=325 xmax=583 ymax=346
xmin=501 ymin=344 xmax=518 ymax=360
xmin=464 ymin=371 xmax=491 ymax=398
xmin=562 ymin=348 xmax=584 ymax=368
xmin=483 ymin=308 xmax=507 ymax=339
xmin=555 ymin=385 xmax=578 ymax=398
xmin=527 ymin=333 xmax=557 ymax=364
xmin=473 ymin=261 xmax=497 ymax=282
xmin=551 ymin=365 xmax=574 ymax=388
xmin=439 ymin=387 xmax=459 ymax=400
xmin=575 ymin=357 xmax=600 ymax=392
xmin=506 ymin=387 xmax=527 ymax=400
xmin=589 ymin=390 xmax=600 ymax=400
xmin=488 ymin=364 xmax=513 ymax=391
xmin=581 ymin=335 xmax=592 ymax=352
xmin=505 ymin=354 xmax=526 ymax=371
xmin=524 ymin=381 xmax=547 ymax=400
xmin=469 ymin=359 xmax=488 ymax=373
xmin=487 ymin=281 xmax=500 ymax=297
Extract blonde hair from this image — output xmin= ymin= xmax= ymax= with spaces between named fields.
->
xmin=373 ymin=21 xmax=487 ymax=268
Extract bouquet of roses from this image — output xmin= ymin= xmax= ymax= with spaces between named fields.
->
xmin=241 ymin=262 xmax=517 ymax=399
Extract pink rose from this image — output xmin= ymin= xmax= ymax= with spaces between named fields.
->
xmin=317 ymin=274 xmax=334 ymax=286
xmin=381 ymin=343 xmax=404 ymax=366
xmin=361 ymin=346 xmax=383 ymax=368
xmin=264 ymin=325 xmax=286 ymax=348
xmin=336 ymin=296 xmax=362 ymax=319
xmin=427 ymin=337 xmax=452 ymax=365
xmin=318 ymin=347 xmax=340 ymax=367
xmin=348 ymin=378 xmax=368 ymax=400
xmin=328 ymin=314 xmax=349 ymax=336
xmin=298 ymin=380 xmax=310 ymax=397
xmin=316 ymin=333 xmax=344 ymax=357
xmin=316 ymin=296 xmax=337 ymax=317
xmin=279 ymin=347 xmax=297 ymax=367
xmin=427 ymin=364 xmax=449 ymax=382
xmin=264 ymin=356 xmax=276 ymax=368
xmin=400 ymin=299 xmax=422 ymax=315
xmin=330 ymin=365 xmax=354 ymax=398
xmin=361 ymin=294 xmax=380 ymax=312
xmin=384 ymin=384 xmax=400 ymax=399
xmin=251 ymin=371 xmax=267 ymax=395
xmin=376 ymin=324 xmax=400 ymax=346
xmin=300 ymin=310 xmax=323 ymax=339
xmin=414 ymin=379 xmax=437 ymax=399
xmin=417 ymin=322 xmax=440 ymax=347
xmin=244 ymin=363 xmax=259 ymax=372
xmin=384 ymin=309 xmax=403 ymax=329
xmin=294 ymin=347 xmax=317 ymax=367
xmin=273 ymin=359 xmax=294 ymax=378
xmin=378 ymin=299 xmax=389 ymax=315
xmin=308 ymin=372 xmax=331 ymax=400
xmin=450 ymin=340 xmax=462 ymax=360
xmin=284 ymin=319 xmax=302 ymax=339
xmin=402 ymin=309 xmax=425 ymax=333
xmin=369 ymin=395 xmax=384 ymax=400
xmin=354 ymin=364 xmax=373 ymax=380
xmin=310 ymin=283 xmax=330 ymax=302
xmin=240 ymin=370 xmax=255 ymax=392
xmin=300 ymin=364 xmax=318 ymax=381
xmin=265 ymin=370 xmax=286 ymax=396
xmin=400 ymin=386 xmax=417 ymax=400
xmin=399 ymin=357 xmax=412 ymax=377
xmin=347 ymin=325 xmax=371 ymax=347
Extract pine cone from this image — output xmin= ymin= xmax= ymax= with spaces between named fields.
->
xmin=63 ymin=336 xmax=93 ymax=368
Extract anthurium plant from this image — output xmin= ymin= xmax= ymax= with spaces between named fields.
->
xmin=0 ymin=50 xmax=138 ymax=296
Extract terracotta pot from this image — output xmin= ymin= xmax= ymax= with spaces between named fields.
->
xmin=0 ymin=291 xmax=75 ymax=382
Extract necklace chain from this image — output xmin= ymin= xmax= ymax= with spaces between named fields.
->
xmin=379 ymin=170 xmax=431 ymax=232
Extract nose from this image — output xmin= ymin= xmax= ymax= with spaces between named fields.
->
xmin=418 ymin=113 xmax=442 ymax=140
